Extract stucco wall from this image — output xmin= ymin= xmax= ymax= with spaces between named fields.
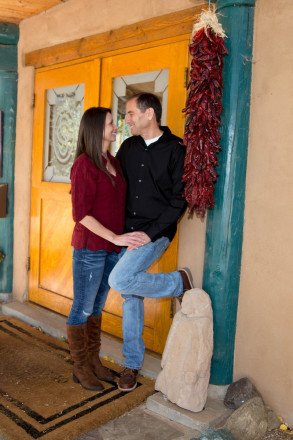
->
xmin=234 ymin=0 xmax=293 ymax=425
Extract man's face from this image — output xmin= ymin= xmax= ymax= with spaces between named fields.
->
xmin=125 ymin=98 xmax=150 ymax=136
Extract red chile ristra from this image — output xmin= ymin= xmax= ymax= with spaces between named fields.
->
xmin=183 ymin=27 xmax=228 ymax=217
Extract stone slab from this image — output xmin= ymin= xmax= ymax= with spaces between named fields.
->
xmin=146 ymin=392 xmax=233 ymax=432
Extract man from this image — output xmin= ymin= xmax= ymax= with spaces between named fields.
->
xmin=108 ymin=93 xmax=193 ymax=392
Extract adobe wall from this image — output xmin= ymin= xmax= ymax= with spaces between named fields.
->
xmin=234 ymin=0 xmax=293 ymax=425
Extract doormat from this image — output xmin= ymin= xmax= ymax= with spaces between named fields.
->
xmin=0 ymin=316 xmax=155 ymax=440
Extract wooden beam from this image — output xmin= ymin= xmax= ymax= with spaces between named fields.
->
xmin=25 ymin=6 xmax=203 ymax=68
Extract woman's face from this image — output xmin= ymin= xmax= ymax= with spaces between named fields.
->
xmin=102 ymin=112 xmax=118 ymax=152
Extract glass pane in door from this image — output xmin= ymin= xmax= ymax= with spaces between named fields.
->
xmin=43 ymin=83 xmax=84 ymax=182
xmin=111 ymin=69 xmax=169 ymax=155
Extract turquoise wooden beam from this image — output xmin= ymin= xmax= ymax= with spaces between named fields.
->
xmin=202 ymin=0 xmax=255 ymax=384
xmin=0 ymin=23 xmax=19 ymax=295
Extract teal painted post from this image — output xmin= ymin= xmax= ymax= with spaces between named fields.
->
xmin=202 ymin=0 xmax=255 ymax=384
xmin=0 ymin=23 xmax=19 ymax=294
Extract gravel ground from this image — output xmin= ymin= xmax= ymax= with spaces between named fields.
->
xmin=262 ymin=430 xmax=293 ymax=439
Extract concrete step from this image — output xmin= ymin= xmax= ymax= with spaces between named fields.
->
xmin=146 ymin=392 xmax=233 ymax=433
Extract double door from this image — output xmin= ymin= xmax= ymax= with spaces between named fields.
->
xmin=29 ymin=40 xmax=189 ymax=354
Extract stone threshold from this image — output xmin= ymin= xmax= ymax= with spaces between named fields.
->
xmin=1 ymin=300 xmax=231 ymax=432
xmin=146 ymin=392 xmax=233 ymax=433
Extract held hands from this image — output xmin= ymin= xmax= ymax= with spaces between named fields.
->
xmin=112 ymin=231 xmax=151 ymax=250
xmin=127 ymin=231 xmax=151 ymax=251
xmin=79 ymin=216 xmax=151 ymax=249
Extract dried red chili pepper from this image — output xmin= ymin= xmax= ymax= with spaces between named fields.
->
xmin=183 ymin=27 xmax=228 ymax=217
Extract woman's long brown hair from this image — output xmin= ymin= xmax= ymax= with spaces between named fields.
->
xmin=75 ymin=107 xmax=116 ymax=185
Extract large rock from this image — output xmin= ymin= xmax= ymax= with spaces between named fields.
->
xmin=190 ymin=428 xmax=235 ymax=439
xmin=155 ymin=289 xmax=213 ymax=412
xmin=224 ymin=396 xmax=268 ymax=440
xmin=224 ymin=377 xmax=262 ymax=409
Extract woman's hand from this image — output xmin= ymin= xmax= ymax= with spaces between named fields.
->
xmin=112 ymin=231 xmax=150 ymax=250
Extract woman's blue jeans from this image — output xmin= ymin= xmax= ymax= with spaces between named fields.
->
xmin=67 ymin=248 xmax=118 ymax=325
xmin=108 ymin=237 xmax=183 ymax=370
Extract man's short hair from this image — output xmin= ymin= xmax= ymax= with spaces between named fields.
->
xmin=128 ymin=93 xmax=162 ymax=123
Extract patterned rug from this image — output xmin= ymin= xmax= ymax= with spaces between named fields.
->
xmin=0 ymin=316 xmax=155 ymax=440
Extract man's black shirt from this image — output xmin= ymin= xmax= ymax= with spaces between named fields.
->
xmin=116 ymin=126 xmax=187 ymax=242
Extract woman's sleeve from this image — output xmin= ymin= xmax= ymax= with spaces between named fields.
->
xmin=70 ymin=159 xmax=97 ymax=222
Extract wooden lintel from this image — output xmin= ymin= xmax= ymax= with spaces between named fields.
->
xmin=25 ymin=6 xmax=203 ymax=69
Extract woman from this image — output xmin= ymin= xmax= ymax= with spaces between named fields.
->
xmin=67 ymin=107 xmax=144 ymax=391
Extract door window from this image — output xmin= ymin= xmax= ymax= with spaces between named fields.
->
xmin=43 ymin=83 xmax=84 ymax=182
xmin=111 ymin=69 xmax=169 ymax=154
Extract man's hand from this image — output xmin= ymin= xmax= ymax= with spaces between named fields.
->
xmin=79 ymin=216 xmax=149 ymax=249
xmin=112 ymin=232 xmax=146 ymax=248
xmin=126 ymin=231 xmax=151 ymax=251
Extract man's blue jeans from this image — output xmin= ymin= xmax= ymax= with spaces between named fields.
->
xmin=67 ymin=248 xmax=118 ymax=325
xmin=108 ymin=237 xmax=183 ymax=370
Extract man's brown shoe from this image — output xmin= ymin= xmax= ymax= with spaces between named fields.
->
xmin=177 ymin=268 xmax=194 ymax=304
xmin=118 ymin=368 xmax=139 ymax=392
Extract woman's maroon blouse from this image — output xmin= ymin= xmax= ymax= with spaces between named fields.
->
xmin=70 ymin=153 xmax=126 ymax=253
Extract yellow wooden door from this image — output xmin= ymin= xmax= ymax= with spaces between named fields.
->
xmin=29 ymin=60 xmax=100 ymax=315
xmin=100 ymin=40 xmax=189 ymax=353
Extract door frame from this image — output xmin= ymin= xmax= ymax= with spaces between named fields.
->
xmin=29 ymin=39 xmax=190 ymax=354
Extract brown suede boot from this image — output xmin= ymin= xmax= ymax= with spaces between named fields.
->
xmin=66 ymin=324 xmax=104 ymax=391
xmin=87 ymin=315 xmax=115 ymax=382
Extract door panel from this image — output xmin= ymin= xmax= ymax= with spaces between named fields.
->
xmin=100 ymin=41 xmax=189 ymax=353
xmin=39 ymin=199 xmax=73 ymax=295
xmin=29 ymin=60 xmax=100 ymax=314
